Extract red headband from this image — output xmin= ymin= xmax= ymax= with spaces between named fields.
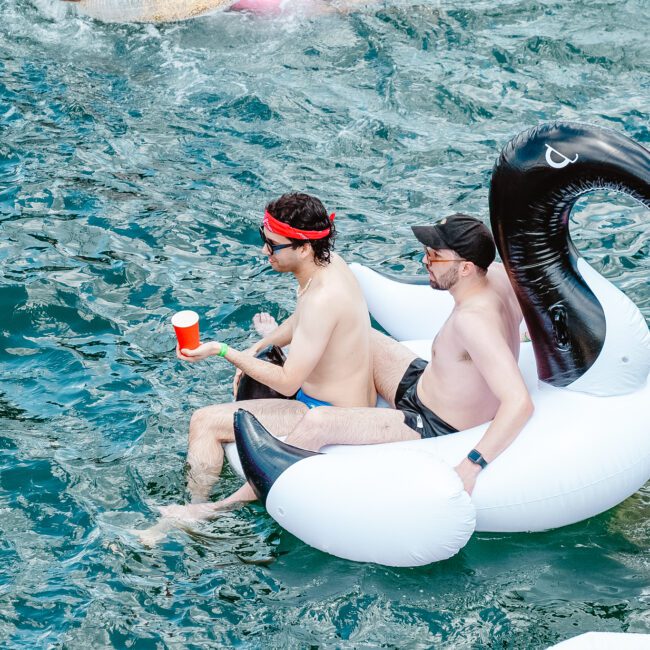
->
xmin=263 ymin=210 xmax=335 ymax=241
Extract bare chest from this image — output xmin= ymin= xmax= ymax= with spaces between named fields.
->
xmin=430 ymin=323 xmax=471 ymax=365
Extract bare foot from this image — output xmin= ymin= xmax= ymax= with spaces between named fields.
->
xmin=129 ymin=518 xmax=182 ymax=547
xmin=158 ymin=502 xmax=223 ymax=522
xmin=252 ymin=312 xmax=278 ymax=338
xmin=127 ymin=504 xmax=224 ymax=547
xmin=160 ymin=484 xmax=257 ymax=522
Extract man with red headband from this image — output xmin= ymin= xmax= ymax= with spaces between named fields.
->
xmin=159 ymin=192 xmax=376 ymax=519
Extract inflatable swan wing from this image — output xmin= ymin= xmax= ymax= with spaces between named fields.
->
xmin=232 ymin=122 xmax=650 ymax=567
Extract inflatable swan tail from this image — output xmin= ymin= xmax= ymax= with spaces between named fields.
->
xmin=236 ymin=345 xmax=295 ymax=402
xmin=489 ymin=122 xmax=650 ymax=395
xmin=234 ymin=410 xmax=318 ymax=505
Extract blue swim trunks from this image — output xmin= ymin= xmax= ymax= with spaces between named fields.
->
xmin=296 ymin=388 xmax=332 ymax=409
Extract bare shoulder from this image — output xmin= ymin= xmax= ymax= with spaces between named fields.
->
xmin=454 ymin=298 xmax=502 ymax=338
xmin=487 ymin=262 xmax=522 ymax=320
xmin=487 ymin=262 xmax=515 ymax=292
xmin=488 ymin=261 xmax=506 ymax=275
xmin=300 ymin=284 xmax=333 ymax=310
xmin=486 ymin=262 xmax=509 ymax=289
xmin=299 ymin=273 xmax=345 ymax=313
xmin=454 ymin=304 xmax=487 ymax=330
xmin=331 ymin=252 xmax=360 ymax=276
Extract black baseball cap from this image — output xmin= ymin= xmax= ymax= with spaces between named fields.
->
xmin=411 ymin=213 xmax=496 ymax=270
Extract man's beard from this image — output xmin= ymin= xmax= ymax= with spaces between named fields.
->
xmin=429 ymin=265 xmax=459 ymax=291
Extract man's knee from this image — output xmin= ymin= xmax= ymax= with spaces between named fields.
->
xmin=188 ymin=406 xmax=233 ymax=446
xmin=288 ymin=407 xmax=333 ymax=450
xmin=301 ymin=406 xmax=336 ymax=429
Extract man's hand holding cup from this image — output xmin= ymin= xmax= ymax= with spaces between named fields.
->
xmin=172 ymin=311 xmax=231 ymax=362
xmin=176 ymin=341 xmax=228 ymax=362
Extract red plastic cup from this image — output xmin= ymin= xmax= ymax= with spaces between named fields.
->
xmin=172 ymin=310 xmax=200 ymax=351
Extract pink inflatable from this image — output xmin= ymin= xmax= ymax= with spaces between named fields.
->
xmin=230 ymin=0 xmax=285 ymax=13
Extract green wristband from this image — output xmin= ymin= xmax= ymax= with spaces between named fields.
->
xmin=217 ymin=343 xmax=229 ymax=358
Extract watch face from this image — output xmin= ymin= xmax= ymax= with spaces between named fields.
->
xmin=468 ymin=449 xmax=486 ymax=467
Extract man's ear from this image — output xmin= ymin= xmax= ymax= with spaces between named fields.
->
xmin=460 ymin=260 xmax=474 ymax=276
xmin=299 ymin=243 xmax=313 ymax=260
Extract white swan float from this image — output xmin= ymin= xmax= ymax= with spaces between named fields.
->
xmin=229 ymin=122 xmax=650 ymax=567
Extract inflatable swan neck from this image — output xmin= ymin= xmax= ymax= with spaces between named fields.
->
xmin=234 ymin=410 xmax=319 ymax=504
xmin=489 ymin=122 xmax=650 ymax=391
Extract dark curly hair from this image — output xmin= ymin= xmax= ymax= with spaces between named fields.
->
xmin=265 ymin=193 xmax=336 ymax=266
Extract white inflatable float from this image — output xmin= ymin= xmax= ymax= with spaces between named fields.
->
xmin=228 ymin=123 xmax=650 ymax=567
xmin=62 ymin=0 xmax=236 ymax=23
xmin=548 ymin=632 xmax=650 ymax=649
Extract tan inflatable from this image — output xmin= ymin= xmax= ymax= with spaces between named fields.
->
xmin=62 ymin=0 xmax=235 ymax=23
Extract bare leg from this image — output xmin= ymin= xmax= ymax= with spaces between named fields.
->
xmin=134 ymin=400 xmax=308 ymax=537
xmin=135 ymin=480 xmax=257 ymax=543
xmin=370 ymin=330 xmax=418 ymax=407
xmin=186 ymin=398 xmax=308 ymax=502
xmin=252 ymin=312 xmax=278 ymax=338
xmin=159 ymin=405 xmax=420 ymax=523
xmin=141 ymin=331 xmax=419 ymax=531
xmin=286 ymin=404 xmax=421 ymax=450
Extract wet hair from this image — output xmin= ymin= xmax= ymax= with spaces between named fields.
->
xmin=265 ymin=192 xmax=336 ymax=266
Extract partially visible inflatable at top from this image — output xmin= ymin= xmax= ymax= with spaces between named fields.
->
xmin=63 ymin=0 xmax=297 ymax=21
xmin=231 ymin=123 xmax=650 ymax=567
xmin=62 ymin=0 xmax=237 ymax=23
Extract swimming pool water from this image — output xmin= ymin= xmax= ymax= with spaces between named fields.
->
xmin=1 ymin=0 xmax=649 ymax=647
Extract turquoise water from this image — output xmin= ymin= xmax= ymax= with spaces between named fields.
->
xmin=1 ymin=0 xmax=649 ymax=647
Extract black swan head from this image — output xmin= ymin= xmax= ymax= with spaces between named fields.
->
xmin=489 ymin=122 xmax=650 ymax=395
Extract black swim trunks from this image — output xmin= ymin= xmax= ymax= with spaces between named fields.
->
xmin=394 ymin=358 xmax=458 ymax=438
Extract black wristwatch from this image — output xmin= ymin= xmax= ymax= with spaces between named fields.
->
xmin=467 ymin=448 xmax=488 ymax=469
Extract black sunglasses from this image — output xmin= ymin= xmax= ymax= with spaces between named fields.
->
xmin=259 ymin=226 xmax=293 ymax=254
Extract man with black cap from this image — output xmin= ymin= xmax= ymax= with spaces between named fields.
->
xmin=251 ymin=213 xmax=534 ymax=496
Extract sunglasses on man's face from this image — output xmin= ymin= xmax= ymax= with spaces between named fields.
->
xmin=423 ymin=247 xmax=465 ymax=263
xmin=259 ymin=226 xmax=293 ymax=254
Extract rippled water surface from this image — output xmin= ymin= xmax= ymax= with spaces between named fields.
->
xmin=1 ymin=0 xmax=649 ymax=647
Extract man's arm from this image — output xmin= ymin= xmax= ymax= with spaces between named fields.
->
xmin=180 ymin=296 xmax=337 ymax=397
xmin=231 ymin=313 xmax=296 ymax=397
xmin=227 ymin=296 xmax=336 ymax=395
xmin=454 ymin=310 xmax=534 ymax=494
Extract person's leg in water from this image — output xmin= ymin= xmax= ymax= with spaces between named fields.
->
xmin=158 ymin=330 xmax=419 ymax=523
xmin=152 ymin=312 xmax=278 ymax=524
xmin=184 ymin=398 xmax=309 ymax=503
xmin=132 ymin=399 xmax=308 ymax=544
